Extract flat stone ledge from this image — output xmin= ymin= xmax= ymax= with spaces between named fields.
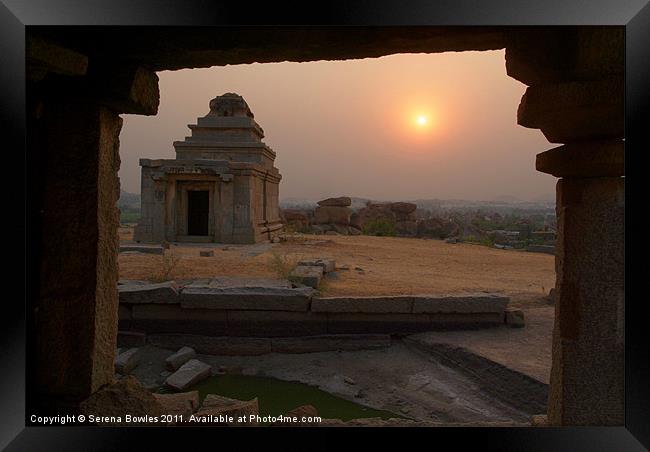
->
xmin=119 ymin=244 xmax=164 ymax=254
xmin=179 ymin=286 xmax=314 ymax=311
xmin=119 ymin=281 xmax=179 ymax=304
xmin=536 ymin=141 xmax=624 ymax=178
xmin=312 ymin=296 xmax=413 ymax=313
xmin=412 ymin=294 xmax=509 ymax=314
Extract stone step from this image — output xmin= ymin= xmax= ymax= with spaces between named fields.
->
xmin=119 ymin=281 xmax=179 ymax=304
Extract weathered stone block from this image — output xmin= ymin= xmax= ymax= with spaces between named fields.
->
xmin=165 ymin=359 xmax=211 ymax=391
xmin=199 ymin=250 xmax=214 ymax=257
xmin=80 ymin=376 xmax=164 ymax=425
xmin=149 ymin=334 xmax=272 ymax=356
xmin=179 ymin=286 xmax=313 ymax=311
xmin=153 ymin=391 xmax=200 ymax=417
xmin=119 ymin=281 xmax=179 ymax=304
xmin=536 ymin=141 xmax=624 ymax=178
xmin=411 ymin=294 xmax=509 ymax=314
xmin=131 ymin=304 xmax=229 ymax=335
xmin=271 ymin=334 xmax=391 ymax=354
xmin=317 ymin=197 xmax=352 ymax=207
xmin=311 ymin=296 xmax=413 ymax=313
xmin=313 ymin=206 xmax=352 ymax=225
xmin=517 ymin=78 xmax=623 ymax=143
xmin=227 ymin=311 xmax=328 ymax=337
xmin=297 ymin=258 xmax=336 ymax=273
xmin=114 ymin=348 xmax=140 ymax=374
xmin=326 ymin=313 xmax=432 ymax=334
xmin=165 ymin=346 xmax=197 ymax=371
xmin=289 ymin=265 xmax=323 ymax=289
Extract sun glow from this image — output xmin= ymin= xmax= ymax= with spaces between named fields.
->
xmin=416 ymin=115 xmax=428 ymax=126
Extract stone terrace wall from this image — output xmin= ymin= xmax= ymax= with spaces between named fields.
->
xmin=118 ymin=280 xmax=511 ymax=339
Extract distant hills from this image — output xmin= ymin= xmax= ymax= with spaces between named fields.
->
xmin=118 ymin=190 xmax=140 ymax=209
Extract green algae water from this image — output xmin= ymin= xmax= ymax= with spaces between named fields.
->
xmin=163 ymin=374 xmax=400 ymax=422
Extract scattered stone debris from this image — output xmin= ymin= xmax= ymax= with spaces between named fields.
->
xmin=165 ymin=346 xmax=197 ymax=371
xmin=338 ymin=265 xmax=350 ymax=271
xmin=79 ymin=376 xmax=165 ymax=425
xmin=445 ymin=237 xmax=458 ymax=244
xmin=165 ymin=359 xmax=211 ymax=391
xmin=343 ymin=376 xmax=356 ymax=385
xmin=290 ymin=265 xmax=324 ymax=289
xmin=115 ymin=348 xmax=140 ymax=375
xmin=199 ymin=250 xmax=214 ymax=257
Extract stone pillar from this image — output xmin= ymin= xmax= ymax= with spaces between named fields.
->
xmin=507 ymin=27 xmax=624 ymax=425
xmin=35 ymin=95 xmax=122 ymax=412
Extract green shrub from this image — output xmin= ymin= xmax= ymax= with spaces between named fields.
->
xmin=362 ymin=217 xmax=396 ymax=237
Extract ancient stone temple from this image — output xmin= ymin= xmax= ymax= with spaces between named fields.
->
xmin=134 ymin=93 xmax=282 ymax=244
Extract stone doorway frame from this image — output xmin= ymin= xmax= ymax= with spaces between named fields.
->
xmin=11 ymin=8 xmax=645 ymax=447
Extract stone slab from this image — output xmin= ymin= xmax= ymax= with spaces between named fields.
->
xmin=119 ymin=281 xmax=179 ymax=304
xmin=536 ymin=141 xmax=623 ymax=178
xmin=148 ymin=334 xmax=272 ymax=356
xmin=114 ymin=348 xmax=140 ymax=374
xmin=411 ymin=294 xmax=509 ymax=314
xmin=311 ymin=296 xmax=413 ymax=313
xmin=165 ymin=346 xmax=197 ymax=371
xmin=199 ymin=250 xmax=214 ymax=257
xmin=317 ymin=196 xmax=352 ymax=207
xmin=271 ymin=334 xmax=391 ymax=354
xmin=165 ymin=359 xmax=211 ymax=391
xmin=119 ymin=245 xmax=164 ymax=255
xmin=289 ymin=265 xmax=323 ymax=289
xmin=179 ymin=286 xmax=313 ymax=311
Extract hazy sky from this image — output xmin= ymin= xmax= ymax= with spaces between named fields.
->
xmin=119 ymin=50 xmax=555 ymax=202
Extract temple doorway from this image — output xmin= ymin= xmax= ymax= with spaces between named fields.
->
xmin=187 ymin=190 xmax=209 ymax=236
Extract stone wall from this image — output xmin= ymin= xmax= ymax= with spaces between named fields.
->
xmin=118 ymin=280 xmax=511 ymax=338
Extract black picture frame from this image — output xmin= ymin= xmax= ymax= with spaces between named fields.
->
xmin=3 ymin=0 xmax=648 ymax=450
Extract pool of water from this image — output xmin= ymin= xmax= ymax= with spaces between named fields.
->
xmin=158 ymin=374 xmax=401 ymax=422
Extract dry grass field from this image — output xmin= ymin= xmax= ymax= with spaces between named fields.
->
xmin=119 ymin=227 xmax=555 ymax=304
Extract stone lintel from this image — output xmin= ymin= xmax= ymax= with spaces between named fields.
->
xmin=27 ymin=35 xmax=88 ymax=81
xmin=517 ymin=78 xmax=623 ymax=143
xmin=536 ymin=141 xmax=624 ymax=178
xmin=94 ymin=65 xmax=160 ymax=115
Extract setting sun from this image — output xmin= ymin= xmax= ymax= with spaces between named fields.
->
xmin=416 ymin=115 xmax=427 ymax=126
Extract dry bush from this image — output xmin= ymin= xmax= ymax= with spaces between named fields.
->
xmin=149 ymin=250 xmax=181 ymax=283
xmin=266 ymin=250 xmax=298 ymax=280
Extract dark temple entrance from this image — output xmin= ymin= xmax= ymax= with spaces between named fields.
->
xmin=187 ymin=190 xmax=209 ymax=236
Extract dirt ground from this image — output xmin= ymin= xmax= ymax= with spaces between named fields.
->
xmin=119 ymin=227 xmax=555 ymax=304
